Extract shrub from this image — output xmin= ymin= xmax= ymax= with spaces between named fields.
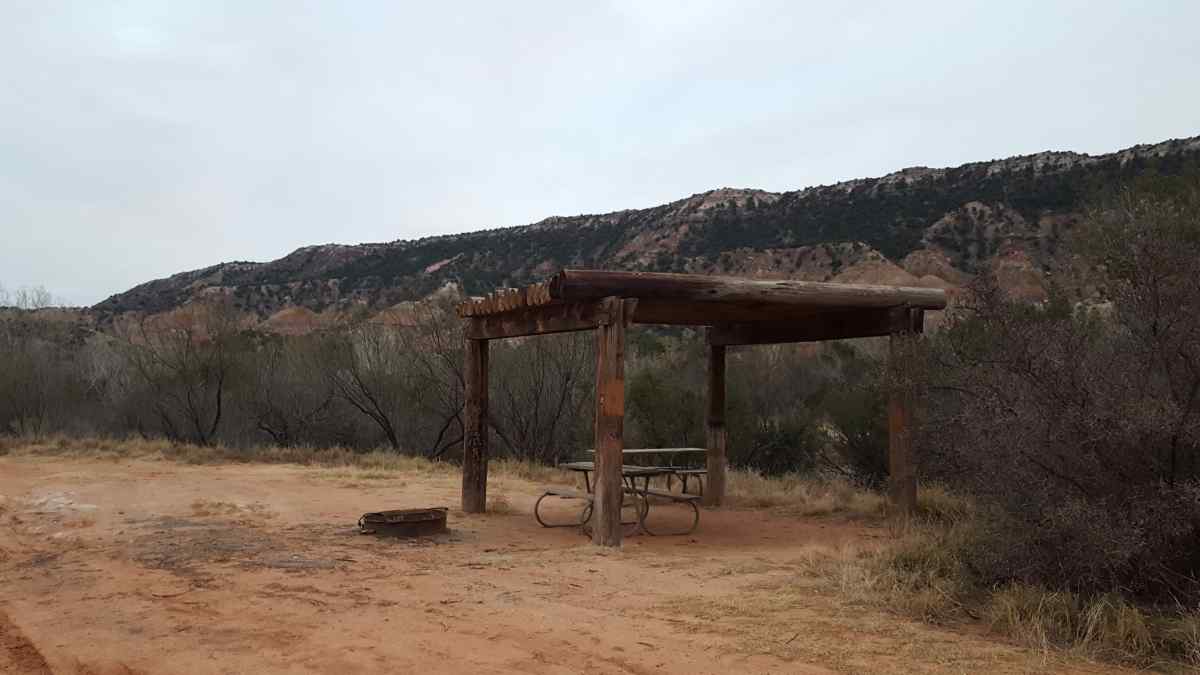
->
xmin=916 ymin=177 xmax=1200 ymax=604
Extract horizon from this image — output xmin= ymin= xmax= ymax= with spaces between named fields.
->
xmin=4 ymin=2 xmax=1199 ymax=305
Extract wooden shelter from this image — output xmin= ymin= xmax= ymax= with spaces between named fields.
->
xmin=456 ymin=269 xmax=947 ymax=547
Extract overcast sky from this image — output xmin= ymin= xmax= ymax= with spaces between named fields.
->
xmin=2 ymin=1 xmax=1197 ymax=306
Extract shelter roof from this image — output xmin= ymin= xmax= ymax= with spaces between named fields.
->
xmin=457 ymin=269 xmax=946 ymax=327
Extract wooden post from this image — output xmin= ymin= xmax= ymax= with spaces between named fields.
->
xmin=704 ymin=340 xmax=727 ymax=507
xmin=462 ymin=335 xmax=489 ymax=513
xmin=887 ymin=307 xmax=922 ymax=515
xmin=592 ymin=298 xmax=627 ymax=546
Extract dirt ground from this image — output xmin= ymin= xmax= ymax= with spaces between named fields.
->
xmin=0 ymin=457 xmax=1135 ymax=675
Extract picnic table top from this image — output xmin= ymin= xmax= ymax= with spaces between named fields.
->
xmin=585 ymin=447 xmax=707 ymax=455
xmin=559 ymin=461 xmax=671 ymax=476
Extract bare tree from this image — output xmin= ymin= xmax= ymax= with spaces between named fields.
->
xmin=0 ymin=284 xmax=54 ymax=309
xmin=392 ymin=298 xmax=466 ymax=458
xmin=1084 ymin=179 xmax=1200 ymax=486
xmin=13 ymin=286 xmax=54 ymax=309
xmin=120 ymin=299 xmax=244 ymax=446
xmin=489 ymin=332 xmax=593 ymax=463
xmin=0 ymin=315 xmax=81 ymax=437
xmin=318 ymin=298 xmax=467 ymax=455
xmin=246 ymin=335 xmax=343 ymax=447
xmin=320 ymin=322 xmax=411 ymax=451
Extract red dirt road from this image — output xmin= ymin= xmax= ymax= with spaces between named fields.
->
xmin=0 ymin=457 xmax=1130 ymax=674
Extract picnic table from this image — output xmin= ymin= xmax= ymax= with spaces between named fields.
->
xmin=585 ymin=448 xmax=708 ymax=495
xmin=559 ymin=461 xmax=666 ymax=494
xmin=534 ymin=459 xmax=701 ymax=535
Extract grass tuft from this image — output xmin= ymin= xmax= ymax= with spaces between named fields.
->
xmin=984 ymin=584 xmax=1200 ymax=667
xmin=491 ymin=458 xmax=574 ymax=485
xmin=486 ymin=493 xmax=514 ymax=514
xmin=794 ymin=512 xmax=1200 ymax=669
xmin=725 ymin=470 xmax=886 ymax=517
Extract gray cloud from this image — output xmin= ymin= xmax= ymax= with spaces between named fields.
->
xmin=2 ymin=1 xmax=1197 ymax=305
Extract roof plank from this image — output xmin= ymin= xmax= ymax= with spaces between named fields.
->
xmin=549 ymin=269 xmax=946 ymax=311
xmin=457 ymin=269 xmax=948 ymax=325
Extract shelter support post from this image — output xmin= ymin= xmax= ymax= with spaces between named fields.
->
xmin=462 ymin=333 xmax=489 ymax=513
xmin=592 ymin=298 xmax=630 ymax=546
xmin=704 ymin=339 xmax=727 ymax=507
xmin=887 ymin=307 xmax=924 ymax=515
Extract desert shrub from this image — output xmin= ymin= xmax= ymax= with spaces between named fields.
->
xmin=0 ymin=315 xmax=89 ymax=437
xmin=817 ymin=344 xmax=890 ymax=485
xmin=725 ymin=344 xmax=832 ymax=474
xmin=627 ymin=337 xmax=704 ymax=448
xmin=917 ymin=177 xmax=1200 ymax=603
xmin=627 ymin=333 xmax=891 ymax=478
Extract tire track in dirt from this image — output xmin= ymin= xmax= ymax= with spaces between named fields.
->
xmin=0 ymin=604 xmax=52 ymax=675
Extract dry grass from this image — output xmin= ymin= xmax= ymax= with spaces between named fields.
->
xmin=0 ymin=435 xmax=174 ymax=459
xmin=674 ymin=522 xmax=1198 ymax=671
xmin=485 ymin=493 xmax=514 ymax=514
xmin=723 ymin=469 xmax=969 ymax=522
xmin=0 ymin=435 xmax=577 ymax=485
xmin=788 ymin=516 xmax=1200 ymax=671
xmin=724 ymin=470 xmax=886 ymax=516
xmin=781 ymin=531 xmax=969 ymax=624
xmin=985 ymin=585 xmax=1200 ymax=670
xmin=190 ymin=499 xmax=274 ymax=519
xmin=910 ymin=482 xmax=975 ymax=523
xmin=654 ymin=557 xmax=1080 ymax=674
xmin=491 ymin=458 xmax=574 ymax=485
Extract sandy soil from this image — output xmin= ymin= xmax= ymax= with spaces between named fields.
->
xmin=0 ymin=457 xmax=1133 ymax=675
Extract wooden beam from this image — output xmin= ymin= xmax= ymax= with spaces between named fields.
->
xmin=704 ymin=341 xmax=727 ymax=508
xmin=458 ymin=280 xmax=556 ymax=317
xmin=591 ymin=297 xmax=628 ymax=546
xmin=464 ymin=301 xmax=616 ymax=340
xmin=707 ymin=307 xmax=910 ymax=346
xmin=630 ymin=299 xmax=822 ymax=325
xmin=549 ymin=269 xmax=947 ymax=311
xmin=887 ymin=307 xmax=923 ymax=515
xmin=908 ymin=308 xmax=925 ymax=334
xmin=461 ymin=338 xmax=489 ymax=513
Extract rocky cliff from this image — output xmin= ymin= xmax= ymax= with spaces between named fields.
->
xmin=93 ymin=135 xmax=1200 ymax=327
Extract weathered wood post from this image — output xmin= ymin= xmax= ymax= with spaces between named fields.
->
xmin=704 ymin=338 xmax=727 ymax=507
xmin=462 ymin=332 xmax=489 ymax=513
xmin=887 ymin=307 xmax=923 ymax=515
xmin=592 ymin=298 xmax=627 ymax=546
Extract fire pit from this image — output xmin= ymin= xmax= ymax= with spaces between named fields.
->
xmin=358 ymin=507 xmax=448 ymax=538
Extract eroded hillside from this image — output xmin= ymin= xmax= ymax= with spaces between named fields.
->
xmin=89 ymin=135 xmax=1200 ymax=330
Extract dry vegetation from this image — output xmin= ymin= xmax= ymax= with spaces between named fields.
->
xmin=725 ymin=469 xmax=886 ymax=515
xmin=795 ymin=523 xmax=1200 ymax=671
